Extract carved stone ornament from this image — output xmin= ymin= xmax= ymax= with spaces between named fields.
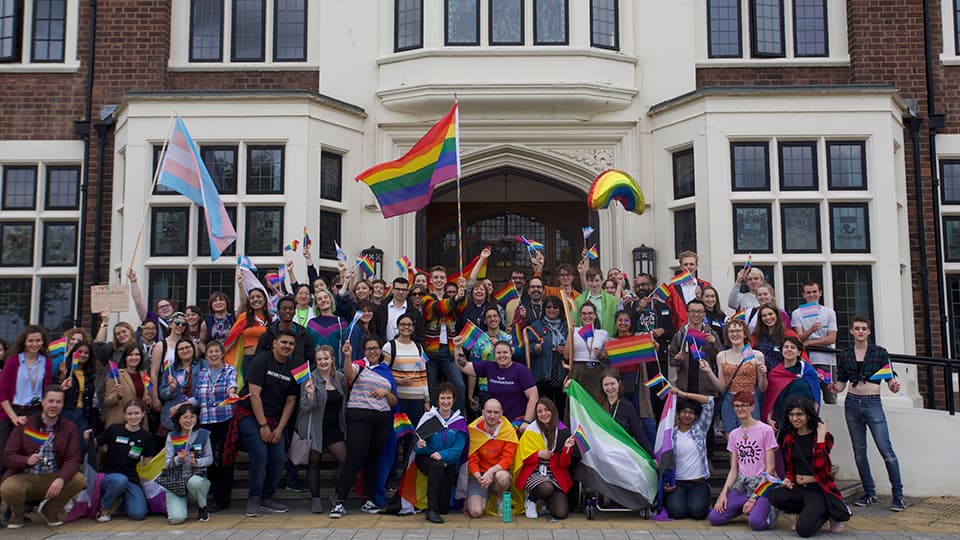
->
xmin=546 ymin=147 xmax=615 ymax=172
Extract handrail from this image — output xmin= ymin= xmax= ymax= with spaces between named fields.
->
xmin=805 ymin=345 xmax=957 ymax=415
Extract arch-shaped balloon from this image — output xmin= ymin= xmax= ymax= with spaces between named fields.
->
xmin=587 ymin=169 xmax=646 ymax=215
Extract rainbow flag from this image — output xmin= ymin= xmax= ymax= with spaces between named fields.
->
xmin=652 ymin=283 xmax=671 ymax=303
xmin=606 ymin=334 xmax=657 ymax=369
xmin=753 ymin=473 xmax=782 ymax=497
xmin=396 ymin=255 xmax=414 ymax=274
xmin=447 ymin=252 xmax=489 ymax=283
xmin=334 ymin=241 xmax=347 ymax=262
xmin=578 ymin=324 xmax=594 ymax=342
xmin=302 ymin=227 xmax=312 ymax=250
xmin=644 ymin=373 xmax=669 ymax=389
xmin=796 ymin=302 xmax=820 ymax=320
xmin=731 ymin=309 xmax=746 ymax=321
xmin=356 ymin=255 xmax=375 ymax=278
xmin=237 ymin=255 xmax=257 ymax=272
xmin=141 ymin=373 xmax=153 ymax=393
xmin=170 ymin=433 xmax=190 ymax=453
xmin=870 ymin=363 xmax=894 ymax=381
xmin=671 ymin=271 xmax=694 ymax=286
xmin=24 ymin=427 xmax=50 ymax=445
xmin=493 ymin=283 xmax=519 ymax=306
xmin=742 ymin=255 xmax=753 ymax=274
xmin=582 ymin=226 xmax=595 ymax=242
xmin=394 ymin=413 xmax=416 ymax=438
xmin=219 ymin=394 xmax=250 ymax=407
xmin=574 ymin=423 xmax=591 ymax=453
xmin=740 ymin=344 xmax=756 ymax=363
xmin=355 ymin=102 xmax=460 ymax=218
xmin=586 ymin=244 xmax=599 ymax=261
xmin=284 ymin=239 xmax=300 ymax=252
xmin=655 ymin=382 xmax=673 ymax=399
xmin=291 ymin=361 xmax=310 ymax=384
xmin=457 ymin=320 xmax=485 ymax=350
xmin=47 ymin=336 xmax=67 ymax=371
xmin=108 ymin=361 xmax=120 ymax=382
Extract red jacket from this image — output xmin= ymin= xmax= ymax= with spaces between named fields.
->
xmin=514 ymin=432 xmax=574 ymax=492
xmin=2 ymin=413 xmax=81 ymax=483
xmin=0 ymin=355 xmax=54 ymax=422
xmin=666 ymin=278 xmax=711 ymax=329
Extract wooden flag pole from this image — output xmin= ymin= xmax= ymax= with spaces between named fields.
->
xmin=454 ymin=96 xmax=463 ymax=279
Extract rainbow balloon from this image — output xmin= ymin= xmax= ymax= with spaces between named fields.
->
xmin=587 ymin=169 xmax=645 ymax=215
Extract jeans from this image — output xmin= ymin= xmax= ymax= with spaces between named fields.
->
xmin=708 ymin=487 xmax=772 ymax=530
xmin=844 ymin=393 xmax=903 ymax=499
xmin=664 ymin=479 xmax=710 ymax=519
xmin=238 ymin=415 xmax=286 ymax=500
xmin=426 ymin=348 xmax=466 ymax=414
xmin=100 ymin=473 xmax=148 ymax=520
xmin=640 ymin=417 xmax=656 ymax=451
xmin=165 ymin=475 xmax=210 ymax=524
xmin=768 ymin=484 xmax=828 ymax=538
xmin=60 ymin=408 xmax=88 ymax=456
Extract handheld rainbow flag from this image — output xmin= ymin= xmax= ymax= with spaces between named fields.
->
xmin=141 ymin=373 xmax=153 ymax=393
xmin=582 ymin=226 xmax=595 ymax=242
xmin=606 ymin=334 xmax=657 ymax=369
xmin=334 ymin=241 xmax=347 ymax=262
xmin=394 ymin=413 xmax=416 ymax=438
xmin=652 ymin=283 xmax=672 ymax=303
xmin=108 ymin=361 xmax=120 ymax=383
xmin=492 ymin=283 xmax=519 ymax=306
xmin=237 ymin=255 xmax=257 ymax=272
xmin=356 ymin=255 xmax=375 ymax=278
xmin=71 ymin=352 xmax=81 ymax=373
xmin=291 ymin=361 xmax=310 ymax=384
xmin=740 ymin=344 xmax=756 ymax=363
xmin=396 ymin=255 xmax=414 ymax=274
xmin=731 ymin=309 xmax=746 ymax=321
xmin=446 ymin=251 xmax=489 ymax=283
xmin=586 ymin=244 xmax=599 ymax=261
xmin=753 ymin=472 xmax=783 ymax=497
xmin=644 ymin=373 xmax=669 ymax=388
xmin=742 ymin=255 xmax=753 ymax=274
xmin=577 ymin=324 xmax=594 ymax=342
xmin=47 ymin=336 xmax=67 ymax=370
xmin=356 ymin=102 xmax=460 ymax=218
xmin=655 ymin=382 xmax=673 ymax=399
xmin=457 ymin=320 xmax=485 ymax=350
xmin=218 ymin=394 xmax=250 ymax=407
xmin=574 ymin=423 xmax=591 ymax=453
xmin=796 ymin=302 xmax=820 ymax=320
xmin=869 ymin=363 xmax=894 ymax=381
xmin=170 ymin=433 xmax=190 ymax=453
xmin=284 ymin=239 xmax=300 ymax=252
xmin=24 ymin=427 xmax=50 ymax=445
xmin=302 ymin=227 xmax=312 ymax=250
xmin=516 ymin=235 xmax=544 ymax=251
xmin=671 ymin=271 xmax=694 ymax=286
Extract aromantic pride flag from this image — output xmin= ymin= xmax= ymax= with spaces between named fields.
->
xmin=567 ymin=380 xmax=659 ymax=509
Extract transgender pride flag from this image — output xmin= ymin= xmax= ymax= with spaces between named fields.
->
xmin=158 ymin=117 xmax=237 ymax=260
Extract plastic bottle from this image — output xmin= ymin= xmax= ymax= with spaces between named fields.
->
xmin=502 ymin=492 xmax=512 ymax=522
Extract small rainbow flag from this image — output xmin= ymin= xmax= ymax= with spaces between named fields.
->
xmin=516 ymin=235 xmax=544 ymax=251
xmin=493 ymin=283 xmax=519 ymax=306
xmin=577 ymin=324 xmax=594 ymax=342
xmin=394 ymin=413 xmax=416 ymax=438
xmin=586 ymin=244 xmax=599 ymax=261
xmin=753 ymin=473 xmax=783 ymax=497
xmin=71 ymin=352 xmax=81 ymax=373
xmin=655 ymin=381 xmax=673 ymax=399
xmin=219 ymin=394 xmax=250 ymax=407
xmin=237 ymin=255 xmax=258 ymax=272
xmin=396 ymin=255 xmax=414 ymax=274
xmin=606 ymin=334 xmax=657 ymax=369
xmin=652 ymin=283 xmax=672 ymax=303
xmin=142 ymin=373 xmax=153 ymax=393
xmin=24 ymin=427 xmax=50 ymax=445
xmin=171 ymin=433 xmax=190 ymax=453
xmin=870 ymin=363 xmax=894 ymax=381
xmin=671 ymin=271 xmax=694 ymax=286
xmin=302 ymin=227 xmax=312 ymax=250
xmin=740 ymin=344 xmax=756 ymax=363
xmin=574 ymin=424 xmax=591 ymax=453
xmin=291 ymin=361 xmax=310 ymax=384
xmin=108 ymin=361 xmax=120 ymax=382
xmin=731 ymin=309 xmax=746 ymax=321
xmin=334 ymin=241 xmax=347 ymax=262
xmin=582 ymin=226 xmax=595 ymax=242
xmin=644 ymin=373 xmax=669 ymax=389
xmin=457 ymin=320 xmax=486 ymax=350
xmin=284 ymin=239 xmax=300 ymax=252
xmin=356 ymin=254 xmax=375 ymax=278
xmin=742 ymin=255 xmax=753 ymax=274
xmin=47 ymin=336 xmax=67 ymax=369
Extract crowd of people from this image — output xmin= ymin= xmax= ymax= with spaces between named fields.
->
xmin=0 ymin=246 xmax=906 ymax=537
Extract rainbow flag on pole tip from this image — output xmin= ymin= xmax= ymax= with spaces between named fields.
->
xmin=743 ymin=255 xmax=753 ymax=274
xmin=655 ymin=382 xmax=673 ymax=399
xmin=24 ymin=427 xmax=50 ymax=445
xmin=457 ymin=320 xmax=485 ymax=350
xmin=652 ymin=283 xmax=672 ymax=303
xmin=644 ymin=373 xmax=669 ymax=389
xmin=170 ymin=433 xmax=190 ymax=453
xmin=671 ymin=271 xmax=694 ymax=286
xmin=302 ymin=227 xmax=312 ymax=250
xmin=356 ymin=255 xmax=375 ymax=278
xmin=574 ymin=423 xmax=591 ymax=453
xmin=586 ymin=244 xmax=599 ymax=260
xmin=291 ymin=361 xmax=310 ymax=384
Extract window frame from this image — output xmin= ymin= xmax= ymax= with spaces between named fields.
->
xmin=730 ymin=141 xmax=771 ymax=191
xmin=749 ymin=0 xmax=785 ymax=58
xmin=0 ymin=0 xmax=23 ymax=63
xmin=197 ymin=205 xmax=238 ymax=258
xmin=488 ymin=0 xmax=524 ymax=46
xmin=189 ymin=0 xmax=224 ymax=63
xmin=148 ymin=268 xmax=188 ymax=311
xmin=318 ymin=209 xmax=342 ymax=261
xmin=245 ymin=145 xmax=285 ymax=195
xmin=320 ymin=150 xmax=343 ymax=202
xmin=782 ymin=265 xmax=823 ymax=313
xmin=150 ymin=206 xmax=190 ymax=257
xmin=231 ymin=0 xmax=266 ymax=62
xmin=590 ymin=0 xmax=619 ymax=51
xmin=244 ymin=205 xmax=284 ymax=256
xmin=0 ymin=277 xmax=32 ymax=342
xmin=944 ymin=216 xmax=960 ymax=262
xmin=831 ymin=265 xmax=874 ymax=349
xmin=672 ymin=147 xmax=695 ymax=200
xmin=826 ymin=140 xmax=868 ymax=191
xmin=272 ymin=0 xmax=306 ymax=62
xmin=533 ymin=0 xmax=569 ymax=46
xmin=2 ymin=165 xmax=37 ymax=210
xmin=955 ymin=0 xmax=960 ymax=56
xmin=445 ymin=0 xmax=481 ymax=46
xmin=41 ymin=221 xmax=77 ymax=267
xmin=707 ymin=0 xmax=743 ymax=59
xmin=30 ymin=0 xmax=66 ymax=63
xmin=828 ymin=202 xmax=870 ymax=254
xmin=777 ymin=141 xmax=818 ymax=191
xmin=780 ymin=202 xmax=822 ymax=254
xmin=0 ymin=221 xmax=34 ymax=266
xmin=394 ymin=0 xmax=424 ymax=52
xmin=39 ymin=277 xmax=74 ymax=335
xmin=732 ymin=203 xmax=773 ymax=254
xmin=792 ymin=0 xmax=828 ymax=57
xmin=200 ymin=145 xmax=239 ymax=195
xmin=195 ymin=267 xmax=236 ymax=309
xmin=44 ymin=165 xmax=80 ymax=210
xmin=941 ymin=159 xmax=960 ymax=204
xmin=673 ymin=207 xmax=698 ymax=258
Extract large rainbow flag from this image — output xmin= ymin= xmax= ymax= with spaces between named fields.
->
xmin=355 ymin=102 xmax=460 ymax=218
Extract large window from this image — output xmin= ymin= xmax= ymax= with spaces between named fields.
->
xmin=673 ymin=148 xmax=695 ymax=199
xmin=150 ymin=207 xmax=190 ymax=257
xmin=274 ymin=0 xmax=306 ymax=61
xmin=318 ymin=209 xmax=342 ymax=261
xmin=793 ymin=0 xmax=827 ymax=56
xmin=674 ymin=208 xmax=697 ymax=257
xmin=826 ymin=141 xmax=867 ymax=190
xmin=0 ymin=278 xmax=31 ymax=342
xmin=778 ymin=141 xmax=818 ymax=190
xmin=708 ymin=0 xmax=742 ymax=58
xmin=320 ymin=151 xmax=342 ymax=202
xmin=245 ymin=206 xmax=283 ymax=256
xmin=0 ymin=0 xmax=22 ymax=61
xmin=0 ymin=0 xmax=77 ymax=65
xmin=783 ymin=265 xmax=823 ymax=313
xmin=708 ymin=0 xmax=831 ymax=60
xmin=750 ymin=0 xmax=784 ymax=57
xmin=490 ymin=0 xmax=522 ymax=45
xmin=45 ymin=166 xmax=79 ymax=209
xmin=446 ymin=0 xmax=479 ymax=45
xmin=196 ymin=268 xmax=234 ymax=309
xmin=944 ymin=216 xmax=960 ymax=262
xmin=0 ymin=222 xmax=34 ymax=266
xmin=829 ymin=203 xmax=869 ymax=253
xmin=534 ymin=0 xmax=567 ymax=45
xmin=732 ymin=203 xmax=772 ymax=253
xmin=831 ymin=265 xmax=873 ymax=349
xmin=198 ymin=206 xmax=237 ymax=258
xmin=187 ymin=0 xmax=306 ymax=63
xmin=395 ymin=0 xmax=423 ymax=51
xmin=781 ymin=204 xmax=821 ymax=253
xmin=39 ymin=278 xmax=73 ymax=335
xmin=231 ymin=0 xmax=265 ymax=61
xmin=41 ymin=221 xmax=77 ymax=266
xmin=731 ymin=142 xmax=770 ymax=191
xmin=590 ymin=0 xmax=618 ymax=50
xmin=190 ymin=0 xmax=223 ymax=61
xmin=201 ymin=146 xmax=239 ymax=194
xmin=31 ymin=0 xmax=66 ymax=62
xmin=3 ymin=166 xmax=37 ymax=210
xmin=942 ymin=159 xmax=960 ymax=204
xmin=246 ymin=146 xmax=283 ymax=194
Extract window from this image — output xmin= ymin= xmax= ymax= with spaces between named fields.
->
xmin=778 ymin=142 xmax=818 ymax=190
xmin=827 ymin=141 xmax=866 ymax=190
xmin=708 ymin=0 xmax=742 ymax=58
xmin=201 ymin=146 xmax=238 ymax=194
xmin=673 ymin=148 xmax=695 ymax=199
xmin=956 ymin=0 xmax=960 ymax=56
xmin=320 ymin=151 xmax=342 ymax=202
xmin=395 ymin=0 xmax=423 ymax=51
xmin=0 ymin=0 xmax=21 ymax=62
xmin=534 ymin=0 xmax=567 ymax=45
xmin=793 ymin=0 xmax=827 ymax=56
xmin=246 ymin=146 xmax=283 ymax=194
xmin=45 ymin=166 xmax=79 ymax=209
xmin=3 ymin=166 xmax=37 ymax=210
xmin=734 ymin=264 xmax=775 ymax=292
xmin=318 ymin=209 xmax=342 ymax=261
xmin=831 ymin=265 xmax=873 ymax=349
xmin=829 ymin=203 xmax=869 ymax=253
xmin=31 ymin=0 xmax=66 ymax=62
xmin=153 ymin=145 xmax=177 ymax=195
xmin=232 ymin=0 xmax=265 ymax=61
xmin=732 ymin=203 xmax=772 ymax=253
xmin=245 ymin=206 xmax=282 ymax=256
xmin=0 ymin=222 xmax=34 ymax=266
xmin=941 ymin=160 xmax=960 ymax=204
xmin=590 ymin=0 xmax=618 ymax=50
xmin=150 ymin=207 xmax=190 ymax=257
xmin=0 ymin=278 xmax=31 ymax=342
xmin=39 ymin=278 xmax=73 ymax=335
xmin=190 ymin=0 xmax=223 ymax=62
xmin=446 ymin=0 xmax=479 ymax=45
xmin=945 ymin=216 xmax=960 ymax=262
xmin=750 ymin=0 xmax=784 ymax=57
xmin=731 ymin=142 xmax=770 ymax=191
xmin=149 ymin=269 xmax=188 ymax=310
xmin=674 ymin=208 xmax=697 ymax=257
xmin=196 ymin=268 xmax=234 ymax=309
xmin=783 ymin=265 xmax=823 ymax=313
xmin=198 ymin=206 xmax=237 ymax=257
xmin=273 ymin=0 xmax=306 ymax=61
xmin=489 ymin=0 xmax=522 ymax=45
xmin=42 ymin=221 xmax=76 ymax=266
xmin=781 ymin=203 xmax=821 ymax=253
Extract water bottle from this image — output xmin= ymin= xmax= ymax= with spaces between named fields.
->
xmin=502 ymin=492 xmax=512 ymax=523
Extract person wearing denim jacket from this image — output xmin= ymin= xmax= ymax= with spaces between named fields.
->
xmin=157 ymin=339 xmax=204 ymax=432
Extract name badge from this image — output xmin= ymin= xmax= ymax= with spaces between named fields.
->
xmin=661 ymin=310 xmax=670 ymax=315
xmin=116 ymin=436 xmax=129 ymax=444
xmin=192 ymin=443 xmax=203 ymax=452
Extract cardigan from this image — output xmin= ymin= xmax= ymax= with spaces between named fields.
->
xmin=0 ymin=354 xmax=53 ymax=422
xmin=296 ymin=369 xmax=348 ymax=452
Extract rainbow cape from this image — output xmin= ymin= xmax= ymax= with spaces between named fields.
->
xmin=393 ymin=412 xmax=416 ymax=438
xmin=870 ymin=363 xmax=893 ymax=381
xmin=493 ymin=283 xmax=519 ymax=306
xmin=24 ymin=427 xmax=50 ymax=445
xmin=355 ymin=102 xmax=460 ymax=218
xmin=399 ymin=408 xmax=468 ymax=514
xmin=587 ymin=169 xmax=646 ymax=215
xmin=606 ymin=334 xmax=657 ymax=369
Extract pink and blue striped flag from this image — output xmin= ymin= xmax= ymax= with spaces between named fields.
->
xmin=158 ymin=117 xmax=237 ymax=261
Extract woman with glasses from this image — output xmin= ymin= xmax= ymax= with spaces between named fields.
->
xmin=568 ymin=302 xmax=609 ymax=406
xmin=716 ymin=319 xmax=767 ymax=433
xmin=523 ymin=296 xmax=566 ymax=418
xmin=158 ymin=338 xmax=204 ymax=432
xmin=385 ymin=313 xmax=429 ymax=462
xmin=150 ymin=311 xmax=190 ymax=412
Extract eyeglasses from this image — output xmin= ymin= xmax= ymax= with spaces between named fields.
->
xmin=733 ymin=403 xmax=752 ymax=409
xmin=544 ymin=305 xmax=560 ymax=310
xmin=173 ymin=321 xmax=188 ymax=327
xmin=398 ymin=322 xmax=414 ymax=327
xmin=410 ymin=292 xmax=424 ymax=297
xmin=365 ymin=346 xmax=381 ymax=352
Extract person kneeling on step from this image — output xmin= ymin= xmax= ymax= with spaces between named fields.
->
xmin=466 ymin=399 xmax=518 ymax=518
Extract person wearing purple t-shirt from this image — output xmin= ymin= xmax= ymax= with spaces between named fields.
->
xmin=454 ymin=337 xmax=538 ymax=431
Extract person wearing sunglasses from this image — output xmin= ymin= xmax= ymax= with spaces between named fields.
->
xmin=150 ymin=312 xmax=190 ymax=413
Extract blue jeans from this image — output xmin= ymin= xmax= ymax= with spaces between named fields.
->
xmin=100 ymin=473 xmax=147 ymax=520
xmin=426 ymin=348 xmax=466 ymax=414
xmin=238 ymin=416 xmax=286 ymax=500
xmin=844 ymin=393 xmax=903 ymax=499
xmin=60 ymin=408 xmax=88 ymax=456
xmin=664 ymin=479 xmax=710 ymax=520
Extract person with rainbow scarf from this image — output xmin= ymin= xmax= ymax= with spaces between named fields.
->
xmin=465 ymin=398 xmax=520 ymax=518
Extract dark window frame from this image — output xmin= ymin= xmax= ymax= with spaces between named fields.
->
xmin=2 ymin=165 xmax=37 ymax=210
xmin=792 ymin=0 xmax=828 ymax=57
xmin=777 ymin=141 xmax=818 ymax=191
xmin=672 ymin=147 xmax=695 ymax=200
xmin=831 ymin=265 xmax=874 ymax=349
xmin=231 ymin=0 xmax=266 ymax=62
xmin=244 ymin=205 xmax=284 ymax=256
xmin=783 ymin=265 xmax=823 ymax=313
xmin=488 ymin=0 xmax=524 ymax=45
xmin=30 ymin=0 xmax=66 ymax=63
xmin=152 ymin=144 xmax=177 ymax=195
xmin=189 ymin=0 xmax=224 ymax=62
xmin=195 ymin=267 xmax=236 ymax=309
xmin=780 ymin=203 xmax=822 ymax=254
xmin=673 ymin=207 xmax=697 ymax=258
xmin=955 ymin=0 xmax=960 ymax=56
xmin=707 ymin=0 xmax=743 ymax=58
xmin=826 ymin=140 xmax=867 ymax=191
xmin=749 ymin=0 xmax=785 ymax=58
xmin=41 ymin=221 xmax=77 ymax=267
xmin=730 ymin=141 xmax=771 ymax=191
xmin=445 ymin=0 xmax=481 ymax=46
xmin=941 ymin=159 xmax=960 ymax=204
xmin=148 ymin=268 xmax=188 ymax=311
xmin=0 ymin=0 xmax=23 ymax=63
xmin=732 ymin=203 xmax=773 ymax=254
xmin=44 ymin=165 xmax=80 ymax=210
xmin=318 ymin=209 xmax=342 ymax=261
xmin=39 ymin=277 xmax=74 ymax=335
xmin=320 ymin=150 xmax=343 ymax=202
xmin=197 ymin=205 xmax=237 ymax=257
xmin=272 ymin=0 xmax=307 ymax=61
xmin=944 ymin=216 xmax=960 ymax=262
xmin=589 ymin=0 xmax=619 ymax=51
xmin=245 ymin=145 xmax=285 ymax=194
xmin=150 ymin=206 xmax=190 ymax=257
xmin=200 ymin=145 xmax=239 ymax=194
xmin=533 ymin=0 xmax=569 ymax=45
xmin=829 ymin=202 xmax=870 ymax=254
xmin=394 ymin=0 xmax=424 ymax=52
xmin=0 ymin=221 xmax=34 ymax=266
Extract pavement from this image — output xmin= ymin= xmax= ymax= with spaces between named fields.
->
xmin=4 ymin=496 xmax=959 ymax=540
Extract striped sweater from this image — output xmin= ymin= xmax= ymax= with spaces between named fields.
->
xmin=422 ymin=293 xmax=467 ymax=358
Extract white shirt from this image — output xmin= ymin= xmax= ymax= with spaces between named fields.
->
xmin=572 ymin=327 xmax=609 ymax=363
xmin=385 ymin=299 xmax=408 ymax=341
xmin=791 ymin=304 xmax=838 ymax=367
xmin=674 ymin=429 xmax=706 ymax=480
xmin=680 ymin=280 xmax=698 ymax=304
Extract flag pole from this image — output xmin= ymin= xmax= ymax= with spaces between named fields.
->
xmin=127 ymin=112 xmax=179 ymax=279
xmin=454 ymin=96 xmax=463 ymax=279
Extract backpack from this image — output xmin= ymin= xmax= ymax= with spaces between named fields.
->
xmin=386 ymin=339 xmax=424 ymax=368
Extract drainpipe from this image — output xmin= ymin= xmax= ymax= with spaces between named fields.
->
xmin=74 ymin=0 xmax=98 ymax=329
xmin=907 ymin=109 xmax=934 ymax=402
xmin=91 ymin=114 xmax=115 ymax=307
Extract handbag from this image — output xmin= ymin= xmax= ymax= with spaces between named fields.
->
xmin=156 ymin=463 xmax=189 ymax=497
xmin=289 ymin=410 xmax=313 ymax=466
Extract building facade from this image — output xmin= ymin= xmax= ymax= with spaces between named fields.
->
xmin=0 ymin=0 xmax=957 ymax=407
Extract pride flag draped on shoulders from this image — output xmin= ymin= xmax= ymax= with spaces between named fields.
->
xmin=467 ymin=414 xmax=521 ymax=515
xmin=399 ymin=408 xmax=469 ymax=514
xmin=356 ymin=102 xmax=460 ymax=218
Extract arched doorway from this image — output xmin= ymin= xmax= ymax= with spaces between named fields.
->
xmin=418 ymin=167 xmax=596 ymax=285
